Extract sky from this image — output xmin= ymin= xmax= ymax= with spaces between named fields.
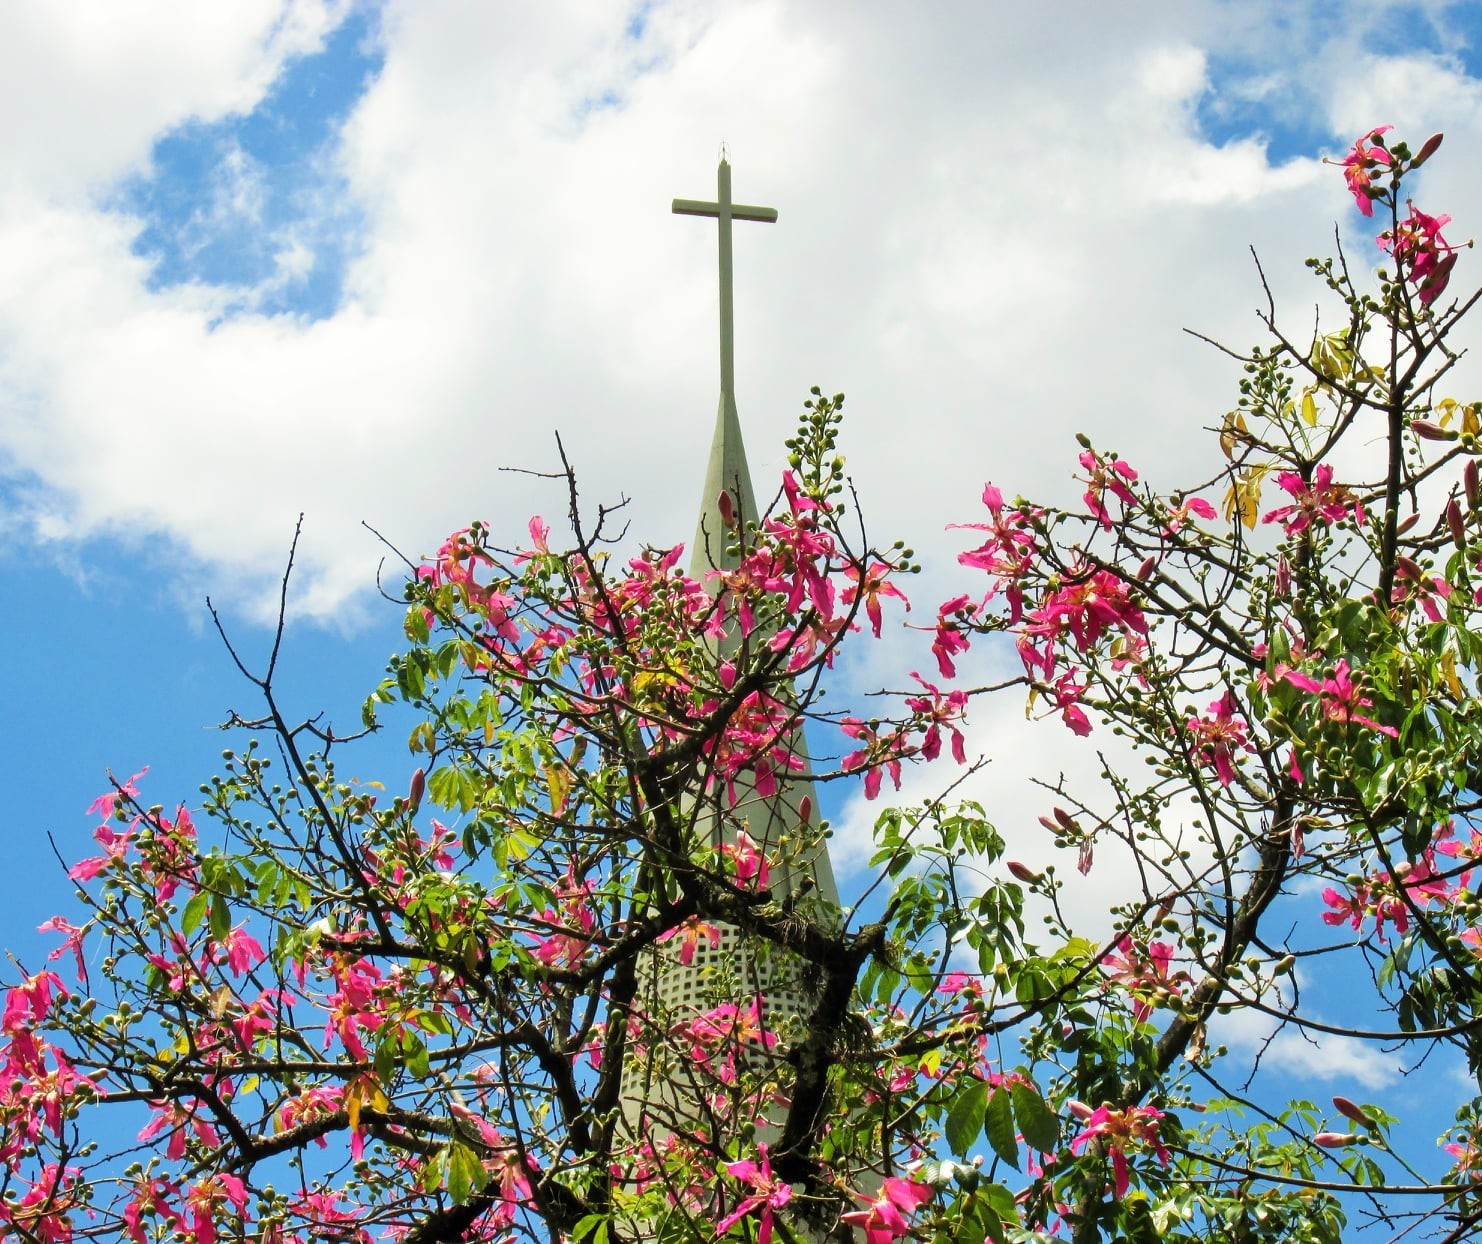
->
xmin=4 ymin=0 xmax=1482 ymax=1223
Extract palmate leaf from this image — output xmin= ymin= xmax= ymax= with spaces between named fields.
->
xmin=945 ymin=1079 xmax=989 ymax=1155
xmin=984 ymin=1088 xmax=1019 ymax=1170
xmin=1009 ymin=1079 xmax=1059 ymax=1154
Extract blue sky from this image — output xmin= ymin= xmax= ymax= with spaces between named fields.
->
xmin=4 ymin=0 xmax=1482 ymax=1230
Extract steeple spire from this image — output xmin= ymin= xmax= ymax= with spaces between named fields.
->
xmin=668 ymin=150 xmax=840 ymax=913
xmin=618 ymin=153 xmax=842 ymax=1166
xmin=673 ymin=157 xmax=776 ymax=574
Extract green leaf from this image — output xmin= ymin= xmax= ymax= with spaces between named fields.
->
xmin=945 ymin=1079 xmax=989 ymax=1155
xmin=1010 ymin=1080 xmax=1059 ymax=1153
xmin=984 ymin=1088 xmax=1020 ymax=1170
xmin=208 ymin=896 xmax=232 ymax=943
xmin=181 ymin=891 xmax=210 ymax=936
xmin=1122 ymin=1192 xmax=1160 ymax=1244
xmin=401 ymin=1030 xmax=431 ymax=1079
xmin=572 ymin=1215 xmax=611 ymax=1244
xmin=446 ymin=1141 xmax=487 ymax=1204
xmin=976 ymin=1200 xmax=1008 ymax=1244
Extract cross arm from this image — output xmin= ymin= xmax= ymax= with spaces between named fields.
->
xmin=672 ymin=198 xmax=778 ymax=223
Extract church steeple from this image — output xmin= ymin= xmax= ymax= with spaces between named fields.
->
xmin=669 ymin=151 xmax=840 ymax=919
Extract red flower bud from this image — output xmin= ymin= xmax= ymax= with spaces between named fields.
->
xmin=1007 ymin=860 xmax=1041 ymax=884
xmin=1332 ymin=1096 xmax=1373 ymax=1127
xmin=1449 ymin=498 xmax=1467 ymax=549
xmin=1313 ymin=1131 xmax=1362 ymax=1148
xmin=1468 ymin=459 xmax=1481 ymax=508
xmin=1413 ymin=131 xmax=1444 ymax=168
xmin=717 ymin=488 xmax=736 ymax=528
xmin=408 ymin=768 xmax=426 ymax=815
xmin=1410 ymin=419 xmax=1455 ymax=441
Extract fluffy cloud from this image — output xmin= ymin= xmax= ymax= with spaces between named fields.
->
xmin=2 ymin=0 xmax=1480 ymax=636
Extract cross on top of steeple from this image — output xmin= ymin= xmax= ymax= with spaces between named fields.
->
xmin=673 ymin=157 xmax=778 ymax=400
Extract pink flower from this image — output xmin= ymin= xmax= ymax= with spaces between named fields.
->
xmin=138 ymin=1099 xmax=221 ymax=1161
xmin=1051 ymin=668 xmax=1092 ymax=737
xmin=276 ymin=1084 xmax=342 ymax=1145
xmin=1381 ymin=202 xmax=1463 ymax=305
xmin=843 ymin=561 xmax=910 ymax=637
xmin=1280 ymin=659 xmax=1397 ymax=738
xmin=1069 ymin=1104 xmax=1170 ymax=1199
xmin=182 ymin=1173 xmax=248 ymax=1244
xmin=656 ymin=915 xmax=722 ymax=966
xmin=123 ymin=1175 xmax=181 ymax=1244
xmin=1340 ymin=126 xmax=1391 ymax=216
xmin=221 ymin=926 xmax=266 ymax=976
xmin=720 ymin=830 xmax=771 ymax=890
xmin=840 ymin=1176 xmax=934 ymax=1244
xmin=1389 ymin=563 xmax=1451 ymax=623
xmin=1164 ymin=495 xmax=1217 ymax=535
xmin=1262 ymin=464 xmax=1365 ymax=534
xmin=1102 ymin=937 xmax=1185 ymax=1021
xmin=905 ymin=674 xmax=969 ymax=765
xmin=931 ymin=594 xmax=976 ymax=678
xmin=953 ymin=483 xmax=1040 ymax=625
xmin=841 ymin=718 xmax=905 ymax=800
xmin=1445 ymin=1138 xmax=1482 ymax=1180
xmin=530 ymin=876 xmax=596 ymax=969
xmin=716 ymin=1145 xmax=792 ymax=1244
xmin=1186 ymin=690 xmax=1254 ymax=787
xmin=36 ymin=917 xmax=90 ymax=986
xmin=86 ymin=766 xmax=148 ymax=819
xmin=1078 ymin=449 xmax=1139 ymax=530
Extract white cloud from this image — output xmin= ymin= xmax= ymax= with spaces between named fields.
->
xmin=2 ymin=0 xmax=1481 ymax=642
xmin=1214 ymin=1001 xmax=1406 ymax=1091
xmin=0 ymin=1 xmax=350 ymax=200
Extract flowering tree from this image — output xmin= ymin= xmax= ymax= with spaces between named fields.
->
xmin=5 ymin=128 xmax=1482 ymax=1244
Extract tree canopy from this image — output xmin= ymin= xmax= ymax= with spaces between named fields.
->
xmin=5 ymin=127 xmax=1482 ymax=1244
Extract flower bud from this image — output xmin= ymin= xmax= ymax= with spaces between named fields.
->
xmin=1410 ymin=419 xmax=1453 ymax=440
xmin=408 ymin=768 xmax=426 ymax=815
xmin=1449 ymin=498 xmax=1467 ymax=549
xmin=1413 ymin=132 xmax=1444 ymax=167
xmin=1007 ymin=860 xmax=1041 ymax=884
xmin=1332 ymin=1096 xmax=1373 ymax=1127
xmin=1313 ymin=1132 xmax=1362 ymax=1148
xmin=1469 ymin=459 xmax=1482 ymax=508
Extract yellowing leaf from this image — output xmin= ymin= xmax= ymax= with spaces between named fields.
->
xmin=1219 ymin=411 xmax=1249 ymax=460
xmin=345 ymin=1074 xmax=389 ymax=1136
xmin=1466 ymin=403 xmax=1482 ymax=439
xmin=1223 ymin=464 xmax=1268 ymax=530
xmin=1438 ymin=397 xmax=1459 ymax=429
xmin=1442 ymin=650 xmax=1464 ymax=700
xmin=545 ymin=764 xmax=571 ymax=816
xmin=1300 ymin=391 xmax=1318 ymax=428
xmin=1310 ymin=332 xmax=1355 ymax=382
